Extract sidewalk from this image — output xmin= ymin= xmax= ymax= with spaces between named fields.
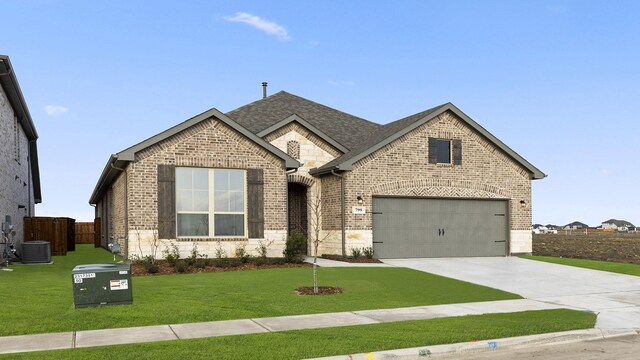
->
xmin=0 ymin=298 xmax=565 ymax=355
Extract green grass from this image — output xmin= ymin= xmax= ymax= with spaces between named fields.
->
xmin=0 ymin=309 xmax=596 ymax=360
xmin=2 ymin=245 xmax=520 ymax=336
xmin=522 ymin=255 xmax=640 ymax=276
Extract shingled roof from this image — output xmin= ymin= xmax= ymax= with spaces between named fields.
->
xmin=226 ymin=91 xmax=380 ymax=150
xmin=310 ymin=102 xmax=546 ymax=180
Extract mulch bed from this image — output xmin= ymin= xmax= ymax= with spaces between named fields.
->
xmin=295 ymin=286 xmax=343 ymax=295
xmin=320 ymin=254 xmax=383 ymax=263
xmin=131 ymin=259 xmax=310 ymax=276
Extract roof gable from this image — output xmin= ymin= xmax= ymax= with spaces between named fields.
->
xmin=226 ymin=91 xmax=380 ymax=150
xmin=257 ymin=114 xmax=348 ymax=153
xmin=89 ymin=108 xmax=300 ymax=204
xmin=311 ymin=103 xmax=546 ymax=180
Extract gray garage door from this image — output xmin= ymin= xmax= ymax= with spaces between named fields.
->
xmin=372 ymin=197 xmax=508 ymax=258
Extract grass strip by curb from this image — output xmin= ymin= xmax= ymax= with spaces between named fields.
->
xmin=522 ymin=255 xmax=640 ymax=277
xmin=0 ymin=309 xmax=596 ymax=360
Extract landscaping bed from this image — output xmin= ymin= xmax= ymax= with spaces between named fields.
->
xmin=130 ymin=258 xmax=310 ymax=276
xmin=533 ymin=233 xmax=640 ymax=264
xmin=321 ymin=254 xmax=383 ymax=263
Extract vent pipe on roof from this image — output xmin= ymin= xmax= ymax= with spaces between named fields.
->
xmin=262 ymin=82 xmax=268 ymax=99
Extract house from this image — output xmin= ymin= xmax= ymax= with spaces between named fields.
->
xmin=563 ymin=221 xmax=589 ymax=230
xmin=90 ymin=89 xmax=545 ymax=259
xmin=601 ymin=219 xmax=635 ymax=232
xmin=532 ymin=224 xmax=557 ymax=234
xmin=0 ymin=55 xmax=42 ymax=247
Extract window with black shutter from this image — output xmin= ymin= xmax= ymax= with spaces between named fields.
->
xmin=428 ymin=137 xmax=462 ymax=165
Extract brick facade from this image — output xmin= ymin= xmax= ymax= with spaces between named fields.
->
xmin=318 ymin=110 xmax=533 ymax=255
xmin=0 ymin=84 xmax=34 ymax=246
xmin=97 ymin=117 xmax=289 ymax=259
xmin=93 ymin=98 xmax=538 ymax=259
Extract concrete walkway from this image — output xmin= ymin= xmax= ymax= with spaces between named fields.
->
xmin=383 ymin=257 xmax=640 ymax=329
xmin=0 ymin=299 xmax=563 ymax=355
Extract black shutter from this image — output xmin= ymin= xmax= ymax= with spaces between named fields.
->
xmin=247 ymin=169 xmax=264 ymax=239
xmin=428 ymin=137 xmax=438 ymax=164
xmin=453 ymin=139 xmax=462 ymax=165
xmin=157 ymin=164 xmax=176 ymax=239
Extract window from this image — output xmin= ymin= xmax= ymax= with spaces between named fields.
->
xmin=428 ymin=137 xmax=462 ymax=165
xmin=435 ymin=139 xmax=451 ymax=164
xmin=176 ymin=167 xmax=246 ymax=237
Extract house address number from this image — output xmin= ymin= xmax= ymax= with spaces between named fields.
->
xmin=352 ymin=206 xmax=366 ymax=215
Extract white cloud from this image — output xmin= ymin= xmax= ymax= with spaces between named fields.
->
xmin=327 ymin=80 xmax=356 ymax=86
xmin=224 ymin=12 xmax=290 ymax=41
xmin=44 ymin=105 xmax=68 ymax=116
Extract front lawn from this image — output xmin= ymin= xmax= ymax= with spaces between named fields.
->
xmin=0 ymin=309 xmax=596 ymax=360
xmin=2 ymin=245 xmax=520 ymax=336
xmin=522 ymin=255 xmax=640 ymax=276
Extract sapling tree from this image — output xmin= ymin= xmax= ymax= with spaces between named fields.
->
xmin=307 ymin=186 xmax=333 ymax=293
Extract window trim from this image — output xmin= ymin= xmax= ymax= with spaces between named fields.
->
xmin=175 ymin=167 xmax=247 ymax=239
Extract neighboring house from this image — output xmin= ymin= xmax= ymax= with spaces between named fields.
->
xmin=532 ymin=224 xmax=557 ymax=234
xmin=90 ymin=90 xmax=545 ymax=259
xmin=563 ymin=221 xmax=589 ymax=230
xmin=601 ymin=219 xmax=635 ymax=231
xmin=0 ymin=55 xmax=42 ymax=247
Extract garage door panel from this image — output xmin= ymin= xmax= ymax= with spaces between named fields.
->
xmin=372 ymin=197 xmax=507 ymax=258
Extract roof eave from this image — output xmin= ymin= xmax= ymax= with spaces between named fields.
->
xmin=444 ymin=104 xmax=547 ymax=180
xmin=1 ymin=55 xmax=42 ymax=202
xmin=89 ymin=155 xmax=124 ymax=205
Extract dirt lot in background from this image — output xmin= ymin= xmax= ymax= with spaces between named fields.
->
xmin=533 ymin=233 xmax=640 ymax=264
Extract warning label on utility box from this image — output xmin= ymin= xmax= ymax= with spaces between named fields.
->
xmin=110 ymin=279 xmax=129 ymax=290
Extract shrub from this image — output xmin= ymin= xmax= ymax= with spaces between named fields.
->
xmin=162 ymin=243 xmax=181 ymax=267
xmin=139 ymin=255 xmax=159 ymax=273
xmin=254 ymin=240 xmax=273 ymax=259
xmin=234 ymin=243 xmax=250 ymax=264
xmin=175 ymin=260 xmax=188 ymax=273
xmin=362 ymin=246 xmax=374 ymax=259
xmin=213 ymin=257 xmax=229 ymax=268
xmin=214 ymin=241 xmax=227 ymax=259
xmin=283 ymin=230 xmax=307 ymax=263
xmin=195 ymin=256 xmax=208 ymax=269
xmin=350 ymin=247 xmax=362 ymax=259
xmin=186 ymin=243 xmax=200 ymax=266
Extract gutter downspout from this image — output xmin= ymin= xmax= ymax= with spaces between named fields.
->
xmin=331 ymin=169 xmax=346 ymax=256
xmin=110 ymin=159 xmax=128 ymax=258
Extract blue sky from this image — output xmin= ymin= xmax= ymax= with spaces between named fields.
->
xmin=3 ymin=1 xmax=639 ymax=226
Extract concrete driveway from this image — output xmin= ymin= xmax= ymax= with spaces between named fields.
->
xmin=383 ymin=257 xmax=640 ymax=329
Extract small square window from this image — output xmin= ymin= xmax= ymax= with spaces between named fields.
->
xmin=436 ymin=139 xmax=451 ymax=164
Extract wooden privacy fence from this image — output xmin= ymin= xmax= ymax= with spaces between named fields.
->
xmin=75 ymin=222 xmax=95 ymax=244
xmin=23 ymin=217 xmax=76 ymax=256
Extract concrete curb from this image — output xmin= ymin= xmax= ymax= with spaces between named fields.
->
xmin=308 ymin=328 xmax=640 ymax=360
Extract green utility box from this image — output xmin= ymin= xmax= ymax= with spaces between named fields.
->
xmin=72 ymin=263 xmax=132 ymax=308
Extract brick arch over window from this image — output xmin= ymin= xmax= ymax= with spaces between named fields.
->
xmin=287 ymin=174 xmax=315 ymax=187
xmin=370 ymin=179 xmax=509 ymax=198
